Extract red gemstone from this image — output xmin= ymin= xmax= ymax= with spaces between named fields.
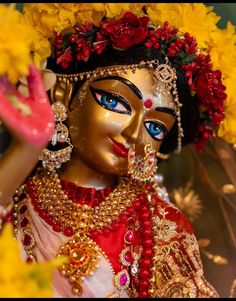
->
xmin=19 ymin=204 xmax=28 ymax=215
xmin=124 ymin=230 xmax=134 ymax=244
xmin=119 ymin=273 xmax=128 ymax=286
xmin=142 ymin=220 xmax=152 ymax=228
xmin=144 ymin=99 xmax=153 ymax=109
xmin=45 ymin=215 xmax=54 ymax=225
xmin=141 ymin=212 xmax=150 ymax=220
xmin=137 ymin=194 xmax=146 ymax=203
xmin=3 ymin=212 xmax=13 ymax=222
xmin=139 ymin=291 xmax=150 ymax=298
xmin=144 ymin=239 xmax=153 ymax=247
xmin=124 ymin=251 xmax=133 ymax=263
xmin=143 ymin=248 xmax=153 ymax=257
xmin=139 ymin=279 xmax=149 ymax=289
xmin=63 ymin=226 xmax=74 ymax=237
xmin=133 ymin=200 xmax=141 ymax=210
xmin=145 ymin=183 xmax=152 ymax=192
xmin=140 ymin=206 xmax=149 ymax=213
xmin=23 ymin=234 xmax=31 ymax=246
xmin=20 ymin=217 xmax=29 ymax=228
xmin=140 ymin=269 xmax=151 ymax=278
xmin=52 ymin=223 xmax=62 ymax=232
xmin=138 ymin=162 xmax=143 ymax=168
xmin=140 ymin=258 xmax=152 ymax=267
xmin=39 ymin=209 xmax=48 ymax=219
xmin=143 ymin=229 xmax=153 ymax=237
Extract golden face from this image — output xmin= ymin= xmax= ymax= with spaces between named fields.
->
xmin=68 ymin=68 xmax=176 ymax=176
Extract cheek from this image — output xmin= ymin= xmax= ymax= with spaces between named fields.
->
xmin=137 ymin=125 xmax=162 ymax=153
xmin=92 ymin=110 xmax=130 ymax=137
xmin=68 ymin=100 xmax=131 ymax=145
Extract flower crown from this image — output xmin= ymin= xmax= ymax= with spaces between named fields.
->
xmin=52 ymin=11 xmax=226 ymax=152
xmin=9 ymin=4 xmax=236 ymax=152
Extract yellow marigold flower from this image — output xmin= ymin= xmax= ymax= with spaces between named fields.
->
xmin=23 ymin=3 xmax=81 ymax=66
xmin=23 ymin=4 xmax=77 ymax=37
xmin=30 ymin=33 xmax=51 ymax=68
xmin=0 ymin=4 xmax=34 ymax=83
xmin=146 ymin=3 xmax=220 ymax=49
xmin=218 ymin=74 xmax=236 ymax=144
xmin=104 ymin=3 xmax=145 ymax=19
xmin=0 ymin=223 xmax=66 ymax=297
xmin=75 ymin=4 xmax=106 ymax=26
xmin=208 ymin=22 xmax=236 ymax=79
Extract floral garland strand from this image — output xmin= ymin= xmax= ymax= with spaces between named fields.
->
xmin=21 ymin=3 xmax=236 ymax=149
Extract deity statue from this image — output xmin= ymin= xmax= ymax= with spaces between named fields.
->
xmin=1 ymin=3 xmax=235 ymax=298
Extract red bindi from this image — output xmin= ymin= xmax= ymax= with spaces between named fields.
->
xmin=144 ymin=99 xmax=153 ymax=109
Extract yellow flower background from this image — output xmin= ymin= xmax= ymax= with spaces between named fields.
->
xmin=0 ymin=4 xmax=35 ymax=83
xmin=0 ymin=223 xmax=66 ymax=297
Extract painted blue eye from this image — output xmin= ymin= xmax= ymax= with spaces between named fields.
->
xmin=101 ymin=95 xmax=118 ymax=109
xmin=144 ymin=121 xmax=167 ymax=141
xmin=90 ymin=86 xmax=132 ymax=115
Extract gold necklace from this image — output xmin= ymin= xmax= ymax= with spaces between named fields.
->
xmin=15 ymin=167 xmax=146 ymax=297
xmin=30 ymin=168 xmax=143 ymax=235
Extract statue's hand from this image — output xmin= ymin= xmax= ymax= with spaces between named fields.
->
xmin=0 ymin=63 xmax=55 ymax=148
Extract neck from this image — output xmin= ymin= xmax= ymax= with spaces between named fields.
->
xmin=59 ymin=154 xmax=117 ymax=189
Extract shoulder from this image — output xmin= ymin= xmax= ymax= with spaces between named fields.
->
xmin=147 ymin=185 xmax=219 ymax=297
xmin=151 ymin=184 xmax=195 ymax=238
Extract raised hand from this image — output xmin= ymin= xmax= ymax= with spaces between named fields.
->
xmin=0 ymin=63 xmax=55 ymax=148
xmin=0 ymin=64 xmax=55 ymax=206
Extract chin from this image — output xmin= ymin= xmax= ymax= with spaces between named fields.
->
xmin=89 ymin=153 xmax=128 ymax=176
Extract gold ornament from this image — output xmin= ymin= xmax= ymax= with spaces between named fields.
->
xmin=153 ymin=57 xmax=183 ymax=153
xmin=39 ymin=101 xmax=73 ymax=171
xmin=31 ymin=168 xmax=143 ymax=234
xmin=57 ymin=231 xmax=100 ymax=296
xmin=128 ymin=144 xmax=157 ymax=182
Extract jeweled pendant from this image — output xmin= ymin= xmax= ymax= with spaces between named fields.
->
xmin=119 ymin=247 xmax=133 ymax=267
xmin=124 ymin=229 xmax=134 ymax=244
xmin=114 ymin=269 xmax=130 ymax=291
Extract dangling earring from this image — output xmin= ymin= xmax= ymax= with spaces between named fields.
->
xmin=155 ymin=151 xmax=170 ymax=160
xmin=127 ymin=144 xmax=157 ymax=182
xmin=39 ymin=101 xmax=73 ymax=171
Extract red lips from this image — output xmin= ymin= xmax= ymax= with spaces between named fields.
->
xmin=111 ymin=138 xmax=129 ymax=158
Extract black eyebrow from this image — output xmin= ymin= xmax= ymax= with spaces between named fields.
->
xmin=155 ymin=107 xmax=176 ymax=117
xmin=93 ymin=76 xmax=143 ymax=100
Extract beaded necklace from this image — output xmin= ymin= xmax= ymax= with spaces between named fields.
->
xmin=14 ymin=168 xmax=157 ymax=298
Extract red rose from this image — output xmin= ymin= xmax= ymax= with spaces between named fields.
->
xmin=101 ymin=12 xmax=149 ymax=49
